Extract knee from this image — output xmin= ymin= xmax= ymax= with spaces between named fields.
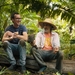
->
xmin=31 ymin=47 xmax=37 ymax=54
xmin=19 ymin=39 xmax=26 ymax=46
xmin=3 ymin=41 xmax=9 ymax=49
xmin=58 ymin=51 xmax=63 ymax=59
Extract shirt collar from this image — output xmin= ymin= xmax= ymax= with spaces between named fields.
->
xmin=41 ymin=30 xmax=55 ymax=35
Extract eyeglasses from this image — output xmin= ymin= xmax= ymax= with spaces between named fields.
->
xmin=14 ymin=18 xmax=22 ymax=20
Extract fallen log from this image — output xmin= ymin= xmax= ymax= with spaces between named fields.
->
xmin=0 ymin=54 xmax=75 ymax=74
xmin=0 ymin=48 xmax=75 ymax=74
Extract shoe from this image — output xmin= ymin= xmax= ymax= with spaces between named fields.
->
xmin=19 ymin=66 xmax=26 ymax=74
xmin=38 ymin=66 xmax=47 ymax=73
xmin=8 ymin=65 xmax=16 ymax=71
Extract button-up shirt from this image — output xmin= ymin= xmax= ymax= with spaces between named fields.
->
xmin=35 ymin=31 xmax=60 ymax=49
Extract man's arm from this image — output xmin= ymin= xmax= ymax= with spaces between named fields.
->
xmin=14 ymin=32 xmax=28 ymax=41
xmin=35 ymin=33 xmax=42 ymax=48
xmin=2 ymin=31 xmax=14 ymax=42
xmin=53 ymin=47 xmax=60 ymax=53
xmin=52 ymin=32 xmax=60 ymax=53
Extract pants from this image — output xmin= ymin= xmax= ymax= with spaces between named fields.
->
xmin=3 ymin=39 xmax=26 ymax=66
xmin=31 ymin=47 xmax=63 ymax=73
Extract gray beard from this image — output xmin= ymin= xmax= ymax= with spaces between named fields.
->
xmin=44 ymin=29 xmax=50 ymax=33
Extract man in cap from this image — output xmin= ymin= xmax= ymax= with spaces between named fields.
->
xmin=31 ymin=18 xmax=63 ymax=73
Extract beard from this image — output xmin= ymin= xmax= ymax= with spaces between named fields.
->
xmin=44 ymin=28 xmax=50 ymax=33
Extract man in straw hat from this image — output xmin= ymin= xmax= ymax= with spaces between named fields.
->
xmin=31 ymin=18 xmax=63 ymax=74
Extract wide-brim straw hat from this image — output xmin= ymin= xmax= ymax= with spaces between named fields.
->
xmin=39 ymin=18 xmax=57 ymax=30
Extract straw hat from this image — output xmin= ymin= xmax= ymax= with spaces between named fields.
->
xmin=39 ymin=18 xmax=57 ymax=30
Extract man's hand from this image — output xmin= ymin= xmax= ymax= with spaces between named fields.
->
xmin=7 ymin=31 xmax=19 ymax=40
xmin=2 ymin=31 xmax=19 ymax=42
xmin=13 ymin=32 xmax=19 ymax=38
xmin=6 ymin=31 xmax=14 ymax=40
xmin=30 ymin=40 xmax=36 ymax=46
xmin=53 ymin=47 xmax=59 ymax=53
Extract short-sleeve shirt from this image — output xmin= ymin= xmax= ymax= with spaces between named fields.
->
xmin=5 ymin=24 xmax=27 ymax=44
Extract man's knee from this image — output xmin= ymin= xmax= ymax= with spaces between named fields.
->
xmin=19 ymin=39 xmax=26 ymax=46
xmin=31 ymin=47 xmax=36 ymax=52
xmin=3 ymin=41 xmax=9 ymax=49
xmin=31 ymin=47 xmax=39 ymax=55
xmin=57 ymin=51 xmax=63 ymax=59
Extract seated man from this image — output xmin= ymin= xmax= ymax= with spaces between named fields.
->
xmin=2 ymin=12 xmax=28 ymax=74
xmin=30 ymin=18 xmax=63 ymax=74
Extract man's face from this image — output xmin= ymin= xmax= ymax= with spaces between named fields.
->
xmin=12 ymin=14 xmax=21 ymax=27
xmin=43 ymin=23 xmax=51 ymax=33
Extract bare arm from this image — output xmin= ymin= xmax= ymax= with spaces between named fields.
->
xmin=14 ymin=32 xmax=28 ymax=41
xmin=2 ymin=31 xmax=14 ymax=42
xmin=2 ymin=31 xmax=28 ymax=42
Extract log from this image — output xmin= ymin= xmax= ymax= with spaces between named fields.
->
xmin=0 ymin=54 xmax=75 ymax=74
xmin=0 ymin=48 xmax=75 ymax=74
xmin=26 ymin=55 xmax=75 ymax=74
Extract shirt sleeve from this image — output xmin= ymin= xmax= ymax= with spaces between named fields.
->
xmin=22 ymin=25 xmax=27 ymax=32
xmin=35 ymin=33 xmax=41 ymax=48
xmin=52 ymin=33 xmax=60 ymax=48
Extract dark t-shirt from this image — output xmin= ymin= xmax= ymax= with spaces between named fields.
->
xmin=5 ymin=24 xmax=27 ymax=44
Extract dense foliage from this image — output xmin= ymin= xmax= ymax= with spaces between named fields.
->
xmin=0 ymin=0 xmax=75 ymax=59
